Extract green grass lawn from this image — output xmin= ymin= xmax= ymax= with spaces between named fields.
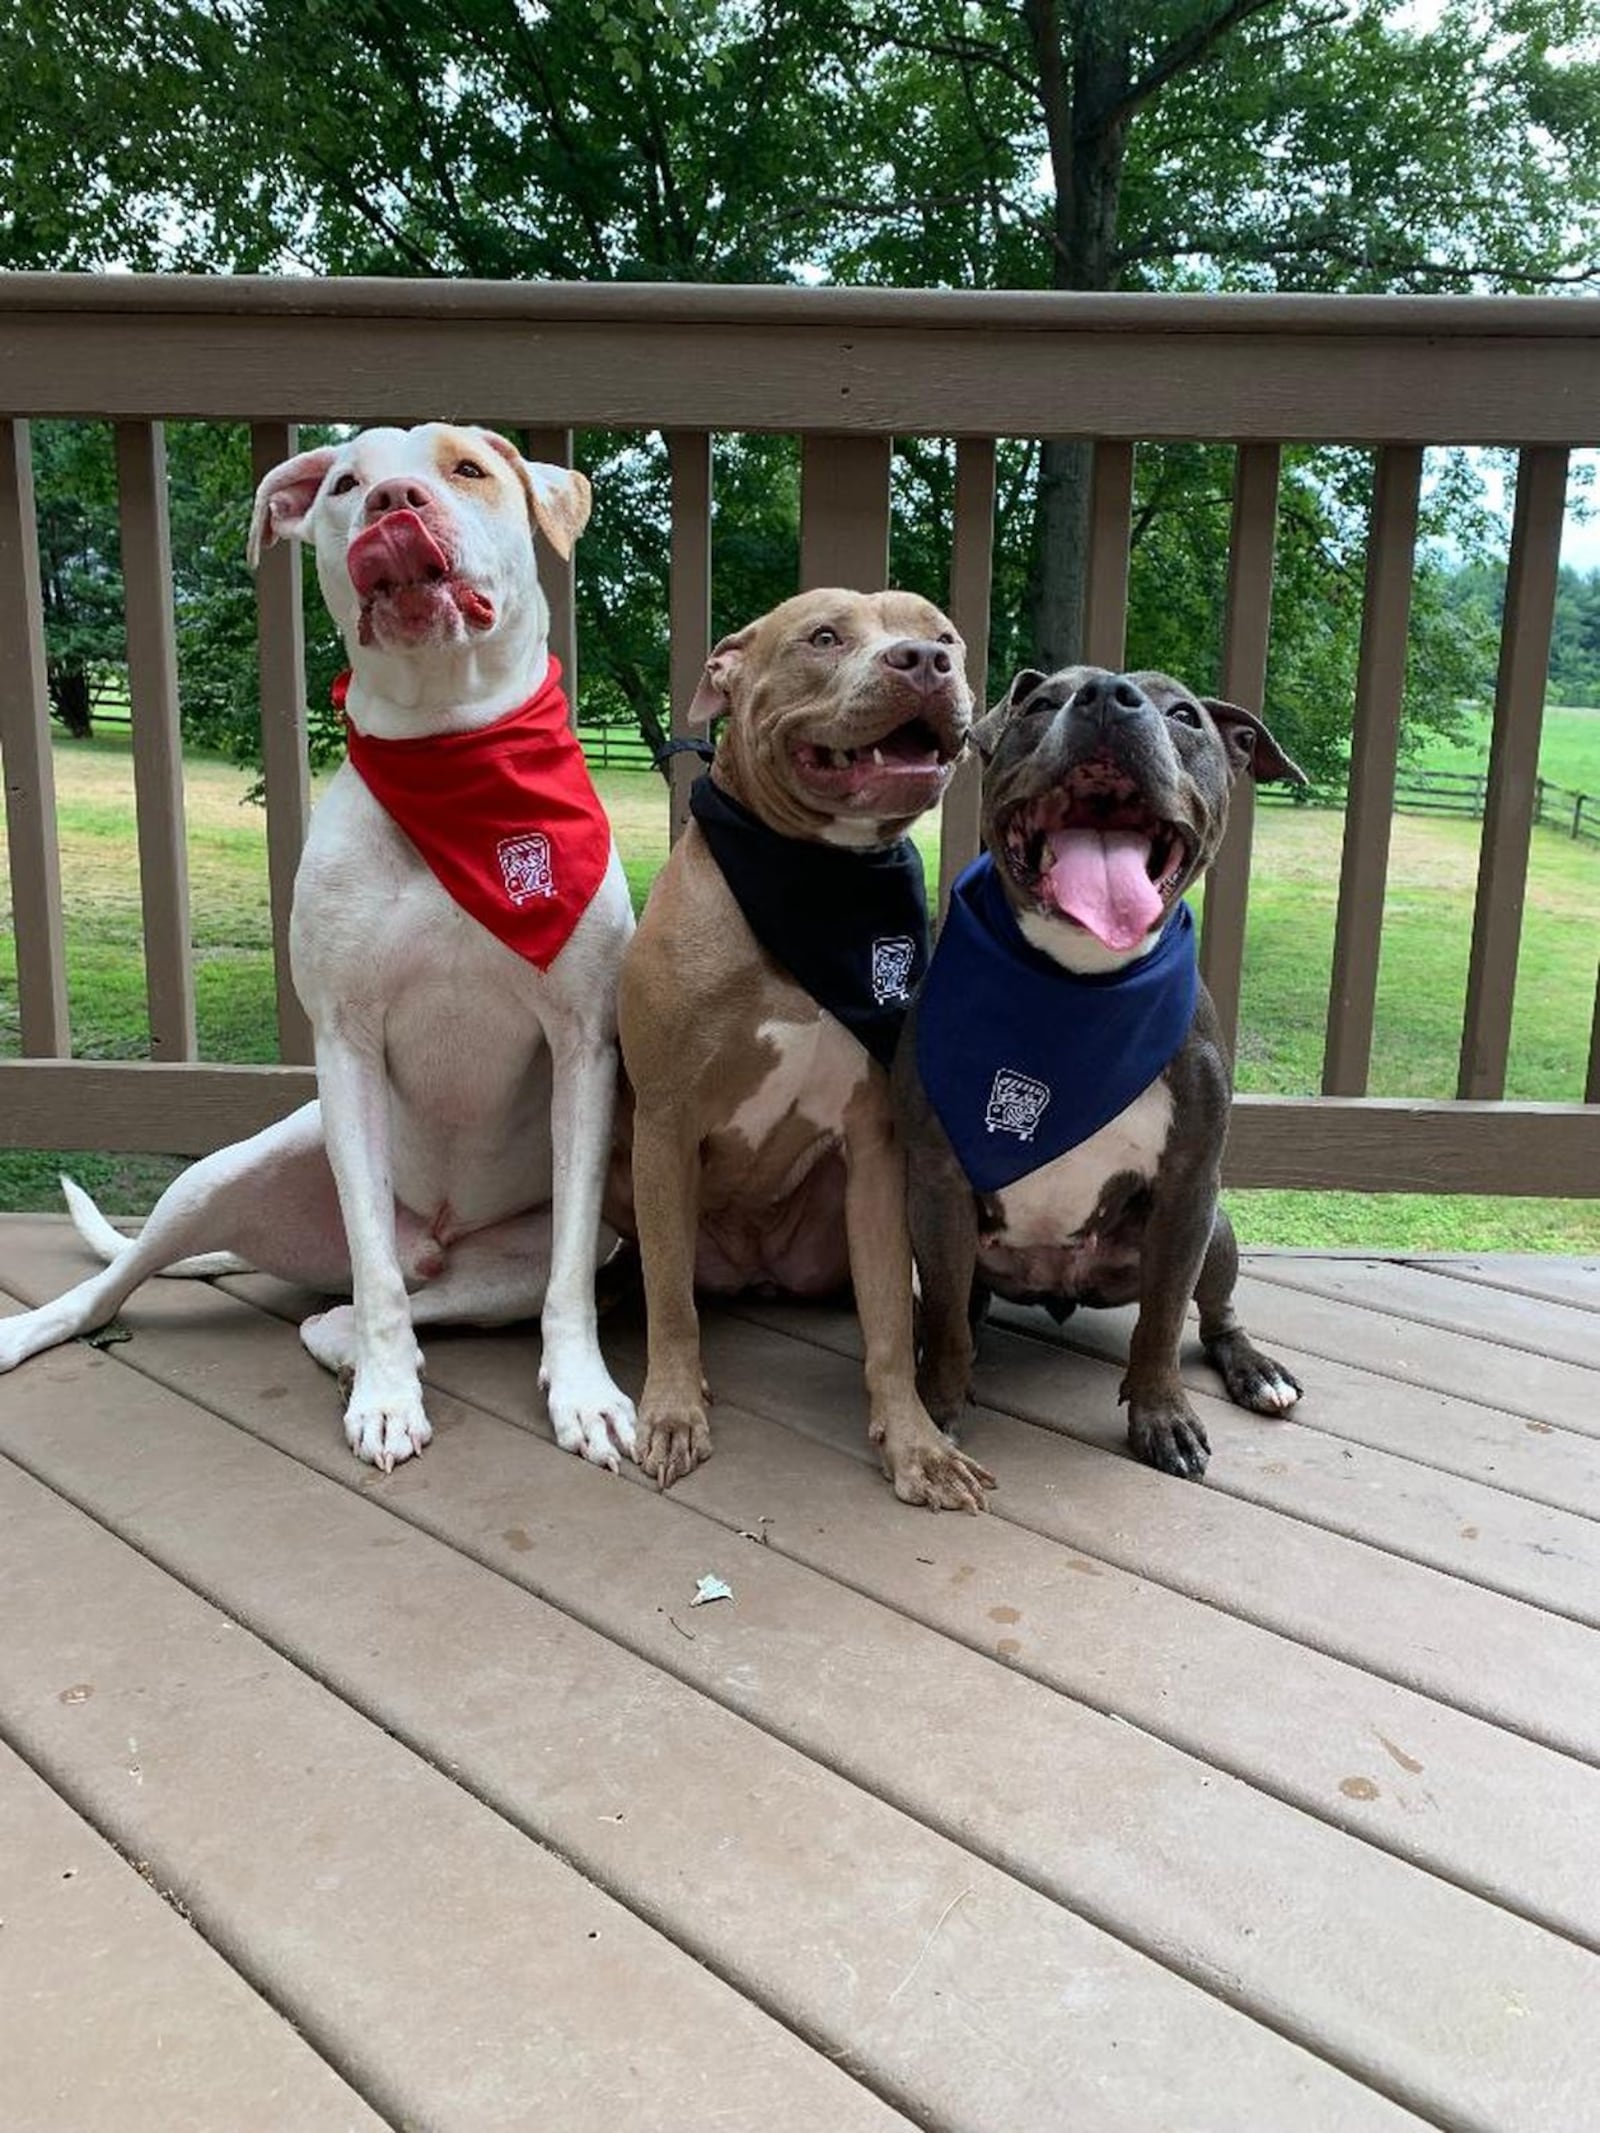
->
xmin=3 ymin=730 xmax=1597 ymax=1250
xmin=1410 ymin=700 xmax=1600 ymax=794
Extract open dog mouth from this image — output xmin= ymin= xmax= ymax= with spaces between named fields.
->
xmin=347 ymin=508 xmax=496 ymax=646
xmin=791 ymin=715 xmax=961 ymax=799
xmin=1000 ymin=758 xmax=1191 ymax=952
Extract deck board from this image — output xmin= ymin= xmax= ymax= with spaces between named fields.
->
xmin=0 ymin=1446 xmax=900 ymax=2133
xmin=0 ymin=1740 xmax=383 ymax=2133
xmin=1405 ymin=1254 xmax=1600 ymax=1311
xmin=728 ymin=1297 xmax=1600 ymax=1759
xmin=1 ymin=1215 xmax=1598 ymax=2133
xmin=228 ymin=1274 xmax=1600 ymax=1951
xmin=1230 ymin=1270 xmax=1600 ymax=1433
xmin=1247 ymin=1256 xmax=1600 ymax=1369
xmin=991 ymin=1295 xmax=1600 ymax=1518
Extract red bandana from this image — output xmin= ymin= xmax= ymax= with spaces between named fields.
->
xmin=338 ymin=660 xmax=611 ymax=971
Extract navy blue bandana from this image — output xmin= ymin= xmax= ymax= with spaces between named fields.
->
xmin=917 ymin=855 xmax=1198 ymax=1193
xmin=689 ymin=773 xmax=930 ymax=1067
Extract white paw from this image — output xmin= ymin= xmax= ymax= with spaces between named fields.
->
xmin=540 ymin=1358 xmax=638 ymax=1473
xmin=300 ymin=1305 xmax=359 ymax=1374
xmin=302 ymin=1306 xmax=424 ymax=1382
xmin=1258 ymin=1370 xmax=1302 ymax=1414
xmin=343 ymin=1372 xmax=433 ymax=1472
xmin=0 ymin=1307 xmax=72 ymax=1374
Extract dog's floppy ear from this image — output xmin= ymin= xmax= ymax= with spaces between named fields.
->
xmin=247 ymin=446 xmax=341 ymax=568
xmin=524 ymin=461 xmax=592 ymax=561
xmin=1203 ymin=699 xmax=1308 ymax=787
xmin=479 ymin=432 xmax=593 ymax=560
xmin=687 ymin=625 xmax=757 ymax=729
xmin=970 ymin=667 xmax=1047 ymax=761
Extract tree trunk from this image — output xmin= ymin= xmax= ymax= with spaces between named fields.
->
xmin=1026 ymin=439 xmax=1094 ymax=670
xmin=1022 ymin=5 xmax=1130 ymax=669
xmin=49 ymin=661 xmax=94 ymax=739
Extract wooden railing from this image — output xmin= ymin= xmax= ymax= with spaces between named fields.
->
xmin=1 ymin=275 xmax=1597 ymax=1196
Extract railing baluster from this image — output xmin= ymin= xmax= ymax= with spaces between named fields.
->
xmin=938 ymin=436 xmax=997 ymax=917
xmin=1587 ymin=963 xmax=1600 ymax=1106
xmin=0 ymin=419 xmax=70 ymax=1057
xmin=1200 ymin=442 xmax=1281 ymax=1060
xmin=1081 ymin=442 xmax=1135 ymax=670
xmin=1322 ymin=445 xmax=1423 ymax=1096
xmin=1458 ymin=445 xmax=1569 ymax=1100
xmin=667 ymin=430 xmax=713 ymax=845
xmin=250 ymin=421 xmax=315 ymax=1066
xmin=115 ymin=420 xmax=197 ymax=1062
xmin=799 ymin=434 xmax=892 ymax=591
xmin=520 ymin=426 xmax=579 ymax=713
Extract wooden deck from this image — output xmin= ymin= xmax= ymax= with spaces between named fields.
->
xmin=2 ymin=1215 xmax=1598 ymax=2133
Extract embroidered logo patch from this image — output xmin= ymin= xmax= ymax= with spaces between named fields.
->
xmin=496 ymin=832 xmax=555 ymax=905
xmin=870 ymin=935 xmax=918 ymax=1006
xmin=985 ymin=1068 xmax=1051 ymax=1141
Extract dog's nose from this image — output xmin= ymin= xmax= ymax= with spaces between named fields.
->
xmin=1068 ymin=673 xmax=1149 ymax=726
xmin=881 ymin=639 xmax=955 ymax=691
xmin=364 ymin=478 xmax=435 ymax=520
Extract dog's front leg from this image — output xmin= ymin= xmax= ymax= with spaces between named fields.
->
xmin=843 ymin=1096 xmax=994 ymax=1513
xmin=540 ymin=1013 xmax=637 ymax=1471
xmin=632 ymin=1100 xmax=712 ymax=1487
xmin=1120 ymin=1156 xmax=1219 ymax=1481
xmin=313 ymin=1017 xmax=430 ymax=1471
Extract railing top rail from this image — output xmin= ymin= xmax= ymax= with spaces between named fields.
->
xmin=4 ymin=273 xmax=1600 ymax=341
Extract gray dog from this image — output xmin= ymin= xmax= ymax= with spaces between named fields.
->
xmin=894 ymin=664 xmax=1306 ymax=1479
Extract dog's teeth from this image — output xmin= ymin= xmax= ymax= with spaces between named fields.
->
xmin=871 ymin=746 xmax=885 ymax=767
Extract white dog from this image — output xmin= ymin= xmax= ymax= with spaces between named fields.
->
xmin=0 ymin=424 xmax=637 ymax=1473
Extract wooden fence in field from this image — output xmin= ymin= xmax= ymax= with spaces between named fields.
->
xmin=1253 ymin=766 xmax=1600 ymax=843
xmin=83 ymin=694 xmax=1600 ymax=840
xmin=2 ymin=276 xmax=1598 ymax=1195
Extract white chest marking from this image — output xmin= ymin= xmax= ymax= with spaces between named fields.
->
xmin=989 ymin=1080 xmax=1174 ymax=1245
xmin=725 ymin=1016 xmax=870 ymax=1148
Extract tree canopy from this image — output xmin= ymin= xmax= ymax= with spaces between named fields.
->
xmin=4 ymin=0 xmax=1599 ymax=777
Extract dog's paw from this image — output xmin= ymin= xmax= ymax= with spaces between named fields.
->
xmin=636 ymin=1407 xmax=712 ymax=1490
xmin=886 ymin=1434 xmax=996 ymax=1514
xmin=1207 ymin=1332 xmax=1303 ymax=1417
xmin=540 ymin=1358 xmax=637 ymax=1473
xmin=300 ymin=1304 xmax=360 ymax=1375
xmin=1127 ymin=1396 xmax=1211 ymax=1480
xmin=342 ymin=1372 xmax=433 ymax=1473
xmin=0 ymin=1307 xmax=64 ymax=1374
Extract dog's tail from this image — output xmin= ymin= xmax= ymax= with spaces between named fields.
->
xmin=60 ymin=1175 xmax=253 ymax=1279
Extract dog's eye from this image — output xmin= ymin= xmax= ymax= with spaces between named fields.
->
xmin=1167 ymin=700 xmax=1203 ymax=728
xmin=330 ymin=473 xmax=360 ymax=496
xmin=937 ymin=631 xmax=957 ymax=645
xmin=809 ymin=626 xmax=842 ymax=648
xmin=454 ymin=459 xmax=488 ymax=479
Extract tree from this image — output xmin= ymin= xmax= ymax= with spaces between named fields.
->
xmin=28 ymin=423 xmax=125 ymax=737
xmin=3 ymin=0 xmax=1598 ymax=776
xmin=833 ymin=1 xmax=1600 ymax=661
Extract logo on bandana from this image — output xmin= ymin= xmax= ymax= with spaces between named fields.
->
xmin=870 ymin=935 xmax=918 ymax=1007
xmin=985 ymin=1068 xmax=1051 ymax=1141
xmin=497 ymin=832 xmax=555 ymax=905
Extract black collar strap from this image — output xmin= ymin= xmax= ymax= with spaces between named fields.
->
xmin=653 ymin=736 xmax=717 ymax=770
xmin=689 ymin=772 xmax=930 ymax=1067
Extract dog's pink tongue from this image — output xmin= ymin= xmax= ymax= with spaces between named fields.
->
xmin=1043 ymin=827 xmax=1163 ymax=951
xmin=347 ymin=509 xmax=449 ymax=597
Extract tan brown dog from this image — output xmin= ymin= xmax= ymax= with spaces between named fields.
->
xmin=619 ymin=588 xmax=995 ymax=1510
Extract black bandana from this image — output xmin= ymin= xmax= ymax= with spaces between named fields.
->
xmin=689 ymin=773 xmax=930 ymax=1067
xmin=917 ymin=855 xmax=1198 ymax=1193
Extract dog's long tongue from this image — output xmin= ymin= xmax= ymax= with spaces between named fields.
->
xmin=347 ymin=509 xmax=449 ymax=596
xmin=1043 ymin=827 xmax=1163 ymax=952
